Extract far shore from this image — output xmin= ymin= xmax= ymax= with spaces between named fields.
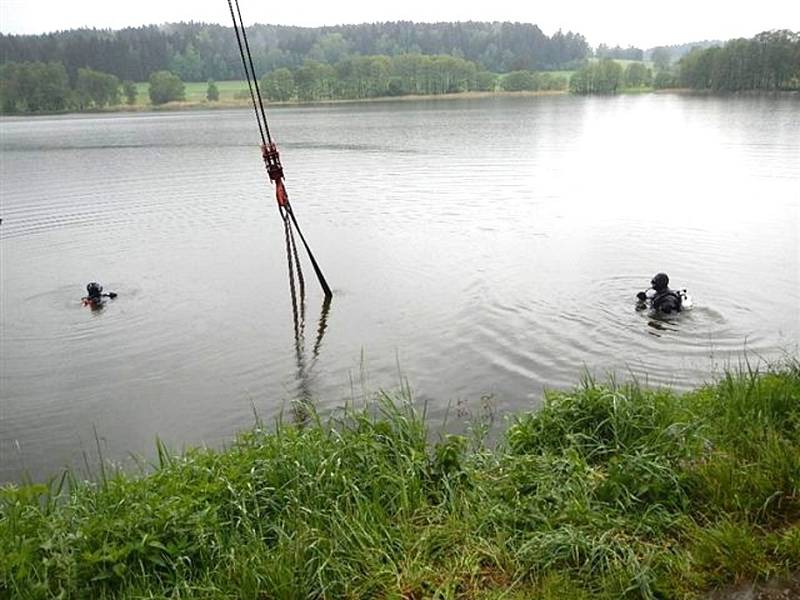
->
xmin=2 ymin=88 xmax=796 ymax=119
xmin=0 ymin=89 xmax=568 ymax=118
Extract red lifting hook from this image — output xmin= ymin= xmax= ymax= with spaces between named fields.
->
xmin=261 ymin=143 xmax=288 ymax=207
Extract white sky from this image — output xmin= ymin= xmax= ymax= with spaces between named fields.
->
xmin=1 ymin=0 xmax=798 ymax=49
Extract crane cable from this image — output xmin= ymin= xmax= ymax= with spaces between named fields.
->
xmin=226 ymin=0 xmax=266 ymax=146
xmin=226 ymin=0 xmax=332 ymax=299
xmin=232 ymin=0 xmax=272 ymax=145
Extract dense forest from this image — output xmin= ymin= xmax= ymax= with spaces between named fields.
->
xmin=0 ymin=21 xmax=590 ymax=83
xmin=0 ymin=25 xmax=797 ymax=113
xmin=572 ymin=30 xmax=800 ymax=94
xmin=675 ymin=30 xmax=800 ymax=91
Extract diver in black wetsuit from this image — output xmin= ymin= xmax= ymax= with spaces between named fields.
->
xmin=637 ymin=273 xmax=683 ymax=314
xmin=82 ymin=282 xmax=117 ymax=307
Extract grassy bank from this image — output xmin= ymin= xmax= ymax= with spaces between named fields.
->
xmin=99 ymin=84 xmax=573 ymax=114
xmin=132 ymin=80 xmax=574 ymax=107
xmin=2 ymin=364 xmax=800 ymax=598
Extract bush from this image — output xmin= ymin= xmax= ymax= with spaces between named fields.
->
xmin=75 ymin=67 xmax=120 ymax=108
xmin=148 ymin=70 xmax=185 ymax=105
xmin=206 ymin=79 xmax=219 ymax=102
xmin=502 ymin=70 xmax=539 ymax=91
xmin=653 ymin=70 xmax=678 ymax=89
xmin=474 ymin=71 xmax=497 ymax=91
xmin=260 ymin=68 xmax=295 ymax=102
xmin=570 ymin=59 xmax=623 ymax=94
xmin=0 ymin=61 xmax=71 ymax=113
xmin=122 ymin=80 xmax=137 ymax=105
xmin=624 ymin=63 xmax=653 ymax=87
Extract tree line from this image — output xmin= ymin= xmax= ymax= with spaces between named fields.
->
xmin=569 ymin=59 xmax=654 ymax=94
xmin=675 ymin=30 xmax=800 ymax=91
xmin=0 ymin=63 xmax=135 ymax=112
xmin=0 ymin=53 xmax=569 ymax=113
xmin=571 ymin=30 xmax=799 ymax=95
xmin=260 ymin=54 xmax=568 ymax=102
xmin=0 ymin=21 xmax=590 ymax=84
xmin=1 ymin=29 xmax=795 ymax=111
xmin=0 ymin=62 xmax=212 ymax=113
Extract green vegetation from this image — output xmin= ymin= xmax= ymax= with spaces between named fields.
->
xmin=595 ymin=44 xmax=644 ymax=61
xmin=650 ymin=47 xmax=673 ymax=71
xmin=646 ymin=41 xmax=723 ymax=67
xmin=147 ymin=70 xmax=185 ymax=105
xmin=500 ymin=70 xmax=568 ymax=92
xmin=0 ymin=64 xmax=187 ymax=113
xmin=2 ymin=28 xmax=796 ymax=112
xmin=0 ymin=22 xmax=590 ymax=82
xmin=3 ymin=363 xmax=800 ymax=598
xmin=263 ymin=54 xmax=489 ymax=102
xmin=133 ymin=80 xmax=250 ymax=105
xmin=121 ymin=80 xmax=136 ymax=106
xmin=570 ymin=59 xmax=625 ymax=94
xmin=572 ymin=29 xmax=799 ymax=95
xmin=75 ymin=68 xmax=120 ymax=109
xmin=623 ymin=63 xmax=653 ymax=89
xmin=206 ymin=79 xmax=219 ymax=102
xmin=254 ymin=55 xmax=567 ymax=102
xmin=676 ymin=30 xmax=800 ymax=91
xmin=262 ymin=68 xmax=294 ymax=102
xmin=0 ymin=62 xmax=70 ymax=113
xmin=0 ymin=61 xmax=564 ymax=115
xmin=653 ymin=70 xmax=679 ymax=90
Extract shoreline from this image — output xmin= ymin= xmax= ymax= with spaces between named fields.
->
xmin=2 ymin=364 xmax=799 ymax=597
xmin=3 ymin=88 xmax=796 ymax=118
xmin=0 ymin=90 xmax=568 ymax=118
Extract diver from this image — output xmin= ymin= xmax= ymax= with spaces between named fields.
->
xmin=636 ymin=272 xmax=686 ymax=314
xmin=82 ymin=282 xmax=117 ymax=308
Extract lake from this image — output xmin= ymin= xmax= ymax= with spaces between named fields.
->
xmin=1 ymin=93 xmax=798 ymax=483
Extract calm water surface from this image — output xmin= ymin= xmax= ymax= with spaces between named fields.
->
xmin=1 ymin=94 xmax=798 ymax=482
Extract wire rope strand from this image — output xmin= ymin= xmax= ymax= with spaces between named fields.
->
xmin=226 ymin=0 xmax=266 ymax=146
xmin=234 ymin=0 xmax=272 ymax=145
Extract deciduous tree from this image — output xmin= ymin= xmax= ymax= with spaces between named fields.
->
xmin=624 ymin=63 xmax=652 ymax=87
xmin=0 ymin=61 xmax=71 ymax=112
xmin=261 ymin=68 xmax=295 ymax=101
xmin=502 ymin=70 xmax=538 ymax=91
xmin=76 ymin=67 xmax=121 ymax=108
xmin=148 ymin=70 xmax=185 ymax=105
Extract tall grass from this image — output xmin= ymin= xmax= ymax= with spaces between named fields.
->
xmin=2 ymin=363 xmax=799 ymax=598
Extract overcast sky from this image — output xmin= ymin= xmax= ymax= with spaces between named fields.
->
xmin=1 ymin=0 xmax=798 ymax=48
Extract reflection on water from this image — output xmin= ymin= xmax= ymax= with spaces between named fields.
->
xmin=282 ymin=207 xmax=333 ymax=423
xmin=1 ymin=94 xmax=798 ymax=482
xmin=645 ymin=316 xmax=681 ymax=336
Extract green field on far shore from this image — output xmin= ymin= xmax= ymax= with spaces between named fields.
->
xmin=133 ymin=80 xmax=250 ymax=106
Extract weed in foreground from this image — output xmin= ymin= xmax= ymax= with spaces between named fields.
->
xmin=1 ymin=363 xmax=799 ymax=598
